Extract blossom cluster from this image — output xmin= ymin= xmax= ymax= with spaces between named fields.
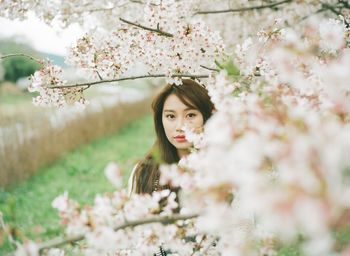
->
xmin=163 ymin=16 xmax=350 ymax=256
xmin=17 ymin=188 xmax=214 ymax=256
xmin=0 ymin=0 xmax=144 ymax=28
xmin=176 ymin=93 xmax=350 ymax=255
xmin=28 ymin=60 xmax=89 ymax=108
xmin=66 ymin=0 xmax=224 ymax=85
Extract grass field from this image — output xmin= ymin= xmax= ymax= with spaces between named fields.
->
xmin=0 ymin=114 xmax=155 ymax=254
xmin=0 ymin=92 xmax=33 ymax=105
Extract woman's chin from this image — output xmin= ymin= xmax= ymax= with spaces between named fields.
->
xmin=173 ymin=141 xmax=192 ymax=150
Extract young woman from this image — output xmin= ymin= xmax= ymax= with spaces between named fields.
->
xmin=128 ymin=79 xmax=215 ymax=195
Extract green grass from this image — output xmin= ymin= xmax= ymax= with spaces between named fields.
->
xmin=0 ymin=92 xmax=34 ymax=105
xmin=0 ymin=115 xmax=155 ymax=253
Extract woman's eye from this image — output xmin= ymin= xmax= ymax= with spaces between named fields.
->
xmin=166 ymin=114 xmax=175 ymax=119
xmin=187 ymin=113 xmax=197 ymax=118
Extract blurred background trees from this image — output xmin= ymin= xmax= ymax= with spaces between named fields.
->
xmin=0 ymin=39 xmax=40 ymax=84
xmin=0 ymin=38 xmax=65 ymax=85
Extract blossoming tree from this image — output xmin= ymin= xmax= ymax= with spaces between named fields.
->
xmin=1 ymin=0 xmax=350 ymax=255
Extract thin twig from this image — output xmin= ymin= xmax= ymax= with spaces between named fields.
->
xmin=49 ymin=74 xmax=210 ymax=89
xmin=201 ymin=237 xmax=219 ymax=254
xmin=73 ymin=7 xmax=114 ymax=15
xmin=119 ymin=17 xmax=174 ymax=37
xmin=200 ymin=65 xmax=220 ymax=72
xmin=130 ymin=0 xmax=157 ymax=5
xmin=37 ymin=213 xmax=199 ymax=253
xmin=0 ymin=53 xmax=42 ymax=64
xmin=196 ymin=0 xmax=292 ymax=14
xmin=190 ymin=234 xmax=206 ymax=256
xmin=96 ymin=71 xmax=104 ymax=81
xmin=292 ymin=7 xmax=327 ymax=26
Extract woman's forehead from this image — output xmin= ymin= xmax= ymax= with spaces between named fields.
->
xmin=163 ymin=94 xmax=196 ymax=112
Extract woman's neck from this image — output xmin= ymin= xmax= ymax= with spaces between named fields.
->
xmin=177 ymin=148 xmax=190 ymax=159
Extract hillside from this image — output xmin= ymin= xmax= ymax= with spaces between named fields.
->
xmin=0 ymin=37 xmax=66 ymax=66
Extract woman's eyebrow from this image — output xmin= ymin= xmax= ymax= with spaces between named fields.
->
xmin=163 ymin=108 xmax=196 ymax=112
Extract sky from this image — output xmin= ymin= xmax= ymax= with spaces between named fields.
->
xmin=0 ymin=13 xmax=84 ymax=56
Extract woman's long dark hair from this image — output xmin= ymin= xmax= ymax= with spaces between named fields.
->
xmin=132 ymin=79 xmax=215 ymax=194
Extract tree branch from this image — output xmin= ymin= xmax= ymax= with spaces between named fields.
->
xmin=196 ymin=0 xmax=292 ymax=14
xmin=0 ymin=53 xmax=42 ymax=64
xmin=321 ymin=2 xmax=350 ymax=27
xmin=37 ymin=213 xmax=199 ymax=253
xmin=119 ymin=17 xmax=174 ymax=37
xmin=49 ymin=74 xmax=210 ymax=89
xmin=129 ymin=0 xmax=157 ymax=5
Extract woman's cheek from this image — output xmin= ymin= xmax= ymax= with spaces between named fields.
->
xmin=190 ymin=118 xmax=204 ymax=131
xmin=194 ymin=125 xmax=204 ymax=133
xmin=163 ymin=121 xmax=174 ymax=139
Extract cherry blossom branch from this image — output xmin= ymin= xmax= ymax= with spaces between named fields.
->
xmin=36 ymin=213 xmax=199 ymax=253
xmin=196 ymin=0 xmax=292 ymax=14
xmin=0 ymin=53 xmax=42 ymax=64
xmin=119 ymin=17 xmax=174 ymax=37
xmin=50 ymin=74 xmax=210 ymax=89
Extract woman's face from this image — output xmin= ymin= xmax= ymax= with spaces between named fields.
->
xmin=162 ymin=94 xmax=204 ymax=156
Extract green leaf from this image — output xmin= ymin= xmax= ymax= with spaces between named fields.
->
xmin=214 ymin=59 xmax=240 ymax=77
xmin=214 ymin=59 xmax=224 ymax=69
xmin=93 ymin=53 xmax=98 ymax=63
xmin=223 ymin=60 xmax=240 ymax=77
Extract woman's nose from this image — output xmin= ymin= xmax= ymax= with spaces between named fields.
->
xmin=175 ymin=117 xmax=185 ymax=131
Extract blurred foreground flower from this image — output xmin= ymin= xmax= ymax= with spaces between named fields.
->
xmin=14 ymin=240 xmax=39 ymax=256
xmin=51 ymin=191 xmax=69 ymax=212
xmin=104 ymin=162 xmax=123 ymax=189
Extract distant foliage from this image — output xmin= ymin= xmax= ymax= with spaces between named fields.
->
xmin=0 ymin=39 xmax=42 ymax=83
xmin=2 ymin=56 xmax=40 ymax=82
xmin=0 ymin=62 xmax=4 ymax=81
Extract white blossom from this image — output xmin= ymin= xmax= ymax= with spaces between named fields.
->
xmin=51 ymin=191 xmax=69 ymax=212
xmin=319 ymin=18 xmax=346 ymax=54
xmin=104 ymin=162 xmax=123 ymax=189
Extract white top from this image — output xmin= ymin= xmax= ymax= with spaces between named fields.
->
xmin=127 ymin=163 xmax=138 ymax=197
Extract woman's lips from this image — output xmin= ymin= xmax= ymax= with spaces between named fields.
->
xmin=174 ymin=135 xmax=187 ymax=142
